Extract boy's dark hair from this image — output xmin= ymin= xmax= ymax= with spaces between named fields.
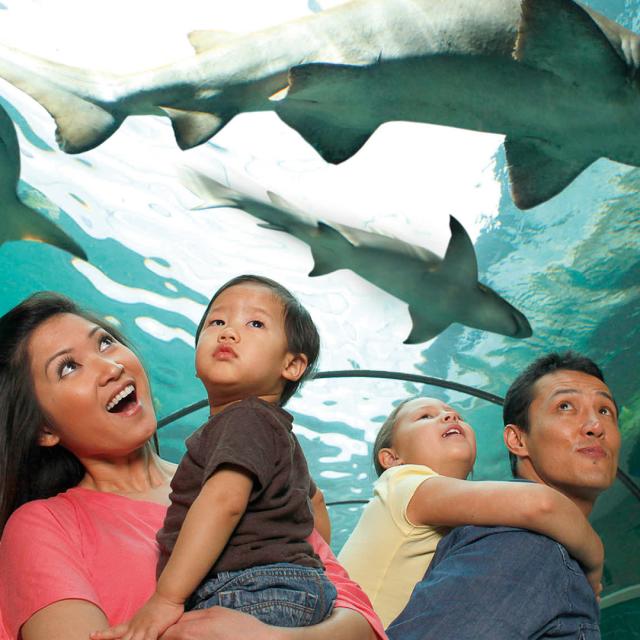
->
xmin=0 ymin=292 xmax=156 ymax=535
xmin=195 ymin=275 xmax=320 ymax=406
xmin=503 ymin=351 xmax=610 ymax=477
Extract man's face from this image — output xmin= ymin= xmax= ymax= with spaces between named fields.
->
xmin=516 ymin=369 xmax=620 ymax=504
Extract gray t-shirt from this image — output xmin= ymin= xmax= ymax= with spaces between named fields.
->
xmin=156 ymin=397 xmax=321 ymax=578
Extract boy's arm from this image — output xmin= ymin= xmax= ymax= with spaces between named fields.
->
xmin=406 ymin=477 xmax=603 ymax=589
xmin=158 ymin=465 xmax=253 ymax=603
xmin=311 ymin=488 xmax=331 ymax=545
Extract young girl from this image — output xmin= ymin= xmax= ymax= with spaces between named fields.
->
xmin=338 ymin=396 xmax=604 ymax=628
xmin=93 ymin=275 xmax=336 ymax=640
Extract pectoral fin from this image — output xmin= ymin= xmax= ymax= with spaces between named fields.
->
xmin=505 ymin=137 xmax=595 ymax=209
xmin=4 ymin=200 xmax=87 ymax=259
xmin=257 ymin=222 xmax=287 ymax=232
xmin=160 ymin=107 xmax=232 ymax=150
xmin=403 ymin=306 xmax=447 ymax=344
xmin=275 ymin=63 xmax=377 ymax=164
xmin=17 ymin=77 xmax=122 ymax=153
xmin=307 ymin=222 xmax=352 ymax=276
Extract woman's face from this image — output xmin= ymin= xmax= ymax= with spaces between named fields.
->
xmin=387 ymin=397 xmax=477 ymax=479
xmin=28 ymin=313 xmax=156 ymax=460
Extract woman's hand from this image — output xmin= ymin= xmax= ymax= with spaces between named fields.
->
xmin=160 ymin=608 xmax=285 ymax=640
xmin=160 ymin=606 xmax=377 ymax=640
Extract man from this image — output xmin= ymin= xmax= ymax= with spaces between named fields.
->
xmin=387 ymin=351 xmax=620 ymax=639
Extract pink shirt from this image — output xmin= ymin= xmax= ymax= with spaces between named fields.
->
xmin=0 ymin=487 xmax=386 ymax=640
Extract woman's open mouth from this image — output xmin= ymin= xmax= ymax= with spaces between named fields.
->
xmin=106 ymin=384 xmax=137 ymax=413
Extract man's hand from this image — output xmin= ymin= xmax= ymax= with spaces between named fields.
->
xmin=160 ymin=607 xmax=286 ymax=640
xmin=91 ymin=593 xmax=184 ymax=640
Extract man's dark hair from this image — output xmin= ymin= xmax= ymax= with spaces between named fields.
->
xmin=195 ymin=275 xmax=320 ymax=406
xmin=503 ymin=351 xmax=610 ymax=477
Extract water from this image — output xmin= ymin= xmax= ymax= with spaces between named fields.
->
xmin=0 ymin=0 xmax=638 ymax=633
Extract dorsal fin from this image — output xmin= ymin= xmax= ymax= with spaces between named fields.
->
xmin=442 ymin=216 xmax=478 ymax=282
xmin=188 ymin=30 xmax=236 ymax=54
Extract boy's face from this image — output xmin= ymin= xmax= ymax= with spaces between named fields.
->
xmin=196 ymin=283 xmax=305 ymax=410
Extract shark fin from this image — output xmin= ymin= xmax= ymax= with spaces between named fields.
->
xmin=188 ymin=30 xmax=236 ymax=54
xmin=257 ymin=222 xmax=287 ymax=232
xmin=505 ymin=137 xmax=595 ymax=209
xmin=308 ymin=259 xmax=335 ymax=277
xmin=515 ymin=0 xmax=626 ymax=85
xmin=160 ymin=107 xmax=231 ymax=150
xmin=30 ymin=83 xmax=122 ymax=153
xmin=442 ymin=216 xmax=478 ymax=283
xmin=307 ymin=222 xmax=352 ymax=276
xmin=5 ymin=200 xmax=87 ymax=259
xmin=403 ymin=307 xmax=446 ymax=344
xmin=275 ymin=63 xmax=376 ymax=164
xmin=266 ymin=191 xmax=319 ymax=227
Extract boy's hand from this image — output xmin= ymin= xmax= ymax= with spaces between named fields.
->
xmin=90 ymin=593 xmax=184 ymax=640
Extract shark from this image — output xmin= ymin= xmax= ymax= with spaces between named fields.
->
xmin=0 ymin=0 xmax=637 ymax=208
xmin=0 ymin=101 xmax=87 ymax=259
xmin=180 ymin=168 xmax=532 ymax=343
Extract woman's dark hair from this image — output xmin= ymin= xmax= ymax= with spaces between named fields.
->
xmin=0 ymin=291 xmax=156 ymax=535
xmin=195 ymin=275 xmax=320 ymax=406
xmin=372 ymin=397 xmax=418 ymax=477
xmin=503 ymin=351 xmax=611 ymax=477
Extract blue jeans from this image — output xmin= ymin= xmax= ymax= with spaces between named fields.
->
xmin=186 ymin=563 xmax=336 ymax=627
xmin=387 ymin=525 xmax=600 ymax=639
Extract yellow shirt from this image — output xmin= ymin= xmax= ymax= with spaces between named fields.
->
xmin=338 ymin=464 xmax=445 ymax=628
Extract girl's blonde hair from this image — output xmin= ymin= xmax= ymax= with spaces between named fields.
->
xmin=372 ymin=396 xmax=420 ymax=476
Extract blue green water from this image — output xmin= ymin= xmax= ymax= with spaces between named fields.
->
xmin=0 ymin=0 xmax=638 ymax=633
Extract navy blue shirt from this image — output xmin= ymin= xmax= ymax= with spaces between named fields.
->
xmin=387 ymin=524 xmax=600 ymax=639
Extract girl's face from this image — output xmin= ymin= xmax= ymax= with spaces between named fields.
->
xmin=28 ymin=313 xmax=156 ymax=461
xmin=382 ymin=397 xmax=477 ymax=479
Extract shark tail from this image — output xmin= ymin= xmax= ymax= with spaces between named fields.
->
xmin=274 ymin=63 xmax=377 ymax=164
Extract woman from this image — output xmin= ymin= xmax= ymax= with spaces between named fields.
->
xmin=0 ymin=292 xmax=385 ymax=640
